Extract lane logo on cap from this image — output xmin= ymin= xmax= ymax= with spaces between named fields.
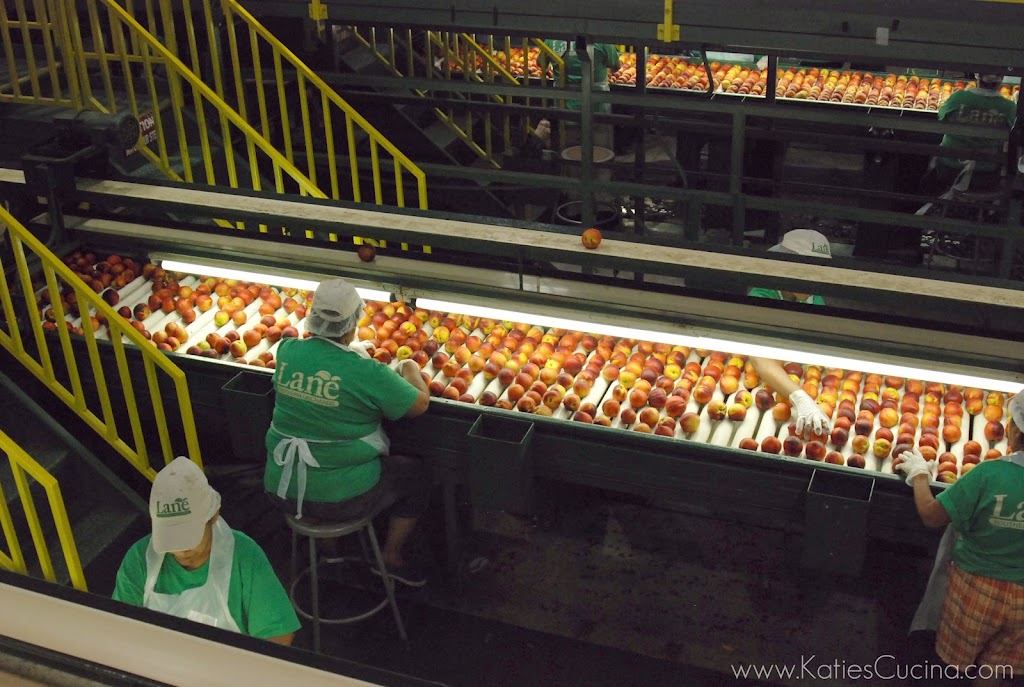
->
xmin=155 ymin=497 xmax=191 ymax=518
xmin=810 ymin=242 xmax=831 ymax=257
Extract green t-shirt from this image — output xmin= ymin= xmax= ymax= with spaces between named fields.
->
xmin=937 ymin=456 xmax=1024 ymax=584
xmin=542 ymin=41 xmax=620 ymax=112
xmin=264 ymin=337 xmax=420 ymax=503
xmin=112 ymin=531 xmax=300 ymax=639
xmin=937 ymin=88 xmax=1016 ymax=172
xmin=747 ymin=287 xmax=825 ymax=306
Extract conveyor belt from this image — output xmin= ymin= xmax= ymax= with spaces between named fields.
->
xmin=3 ymin=168 xmax=1022 ymax=312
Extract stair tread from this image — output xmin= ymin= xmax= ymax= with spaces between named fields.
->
xmin=42 ymin=504 xmax=144 ymax=587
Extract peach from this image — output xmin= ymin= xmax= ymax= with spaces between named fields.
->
xmin=706 ymin=400 xmax=727 ymax=421
xmin=824 ymin=451 xmax=845 ymax=465
xmin=639 ymin=408 xmax=661 ymax=427
xmin=985 ymin=449 xmax=1003 ymax=460
xmin=665 ymin=396 xmax=687 ymax=418
xmin=918 ymin=433 xmax=940 ymax=450
xmin=620 ymin=408 xmax=638 ymax=425
xmin=563 ymin=394 xmax=582 ymax=412
xmin=755 ymin=389 xmax=775 ymax=411
xmin=875 ymin=427 xmax=894 ymax=443
xmin=679 ymin=412 xmax=700 ymax=434
xmin=985 ymin=421 xmax=1005 ymax=442
xmin=878 ymin=408 xmax=899 ymax=428
xmin=942 ymin=424 xmax=962 ymax=444
xmin=851 ymin=435 xmax=871 ymax=455
xmin=847 ymin=454 xmax=866 ymax=469
xmin=772 ymin=403 xmax=791 ymax=422
xmin=783 ymin=436 xmax=803 ymax=457
xmin=727 ymin=403 xmax=747 ymax=422
xmin=629 ymin=388 xmax=649 ymax=409
xmin=963 ymin=440 xmax=984 ymax=458
xmin=984 ymin=405 xmax=1004 ymax=422
xmin=760 ymin=436 xmax=782 ymax=454
xmin=738 ymin=438 xmax=759 ymax=451
xmin=854 ymin=418 xmax=873 ymax=436
xmin=872 ymin=438 xmax=891 ymax=458
xmin=830 ymin=427 xmax=849 ymax=448
xmin=805 ymin=441 xmax=827 ymax=461
xmin=918 ymin=445 xmax=938 ymax=461
xmin=961 ymin=453 xmax=981 ymax=466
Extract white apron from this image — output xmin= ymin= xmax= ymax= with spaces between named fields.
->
xmin=271 ymin=338 xmax=391 ymax=519
xmin=143 ymin=517 xmax=240 ymax=633
xmin=910 ymin=452 xmax=1024 ymax=633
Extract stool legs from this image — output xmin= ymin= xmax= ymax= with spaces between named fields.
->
xmin=309 ymin=535 xmax=321 ymax=653
xmin=365 ymin=522 xmax=408 ymax=642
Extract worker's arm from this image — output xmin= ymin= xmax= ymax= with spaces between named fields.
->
xmin=748 ymin=357 xmax=800 ymax=397
xmin=266 ymin=633 xmax=294 ymax=646
xmin=911 ymin=474 xmax=952 ymax=528
xmin=399 ymin=360 xmax=431 ymax=418
xmin=749 ymin=356 xmax=831 ymax=436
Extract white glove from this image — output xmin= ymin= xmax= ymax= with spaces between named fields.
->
xmin=397 ymin=359 xmax=420 ymax=377
xmin=789 ymin=389 xmax=832 ymax=437
xmin=895 ymin=448 xmax=933 ymax=485
xmin=348 ymin=340 xmax=373 ymax=359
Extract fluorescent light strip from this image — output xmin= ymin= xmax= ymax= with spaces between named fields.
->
xmin=417 ymin=298 xmax=1022 ymax=393
xmin=159 ymin=260 xmax=392 ymax=302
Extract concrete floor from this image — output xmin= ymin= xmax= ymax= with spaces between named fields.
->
xmin=258 ymin=479 xmax=939 ymax=687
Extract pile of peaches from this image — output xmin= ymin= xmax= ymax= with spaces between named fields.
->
xmin=350 ymin=300 xmax=1012 ymax=483
xmin=41 ymin=251 xmax=313 ymax=367
xmin=42 ymin=255 xmax=1014 ymax=483
xmin=606 ymin=55 xmax=1020 ymax=110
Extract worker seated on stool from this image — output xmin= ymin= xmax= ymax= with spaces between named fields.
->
xmin=113 ymin=457 xmax=300 ymax=645
xmin=920 ymin=73 xmax=1016 ymax=196
xmin=264 ymin=278 xmax=432 ymax=587
xmin=748 ymin=229 xmax=832 ymax=305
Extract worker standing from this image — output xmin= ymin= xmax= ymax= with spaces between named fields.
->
xmin=539 ymin=38 xmax=621 ymax=149
xmin=897 ymin=392 xmax=1024 ymax=686
xmin=748 ymin=229 xmax=833 ymax=305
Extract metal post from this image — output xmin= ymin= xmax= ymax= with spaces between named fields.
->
xmin=576 ymin=36 xmax=594 ymax=230
xmin=633 ymin=45 xmax=647 ymax=236
xmin=730 ymin=112 xmax=746 ymax=245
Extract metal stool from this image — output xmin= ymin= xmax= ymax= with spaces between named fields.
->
xmin=285 ymin=513 xmax=408 ymax=652
xmin=925 ymin=187 xmax=1005 ymax=275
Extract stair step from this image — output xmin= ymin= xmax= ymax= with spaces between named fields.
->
xmin=41 ymin=504 xmax=144 ymax=589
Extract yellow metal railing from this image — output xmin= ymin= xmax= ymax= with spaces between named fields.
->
xmin=215 ymin=1 xmax=427 ymax=213
xmin=1 ymin=0 xmax=427 ymax=241
xmin=0 ymin=205 xmax=202 ymax=481
xmin=0 ymin=432 xmax=86 ymax=591
xmin=81 ymin=0 xmax=325 ymax=207
xmin=0 ymin=0 xmax=80 ymax=107
xmin=352 ymin=28 xmax=567 ymax=164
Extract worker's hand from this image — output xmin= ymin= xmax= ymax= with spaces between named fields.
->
xmin=788 ymin=389 xmax=832 ymax=437
xmin=397 ymin=359 xmax=420 ymax=378
xmin=895 ymin=448 xmax=933 ymax=486
xmin=348 ymin=340 xmax=373 ymax=359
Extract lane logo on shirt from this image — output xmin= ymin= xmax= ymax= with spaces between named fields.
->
xmin=988 ymin=494 xmax=1024 ymax=529
xmin=275 ymin=363 xmax=342 ymax=407
xmin=155 ymin=497 xmax=191 ymax=518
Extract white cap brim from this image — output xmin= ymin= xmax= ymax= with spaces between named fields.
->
xmin=152 ymin=518 xmax=207 ymax=554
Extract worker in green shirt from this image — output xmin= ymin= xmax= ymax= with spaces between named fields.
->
xmin=539 ymin=39 xmax=621 ymax=149
xmin=113 ymin=457 xmax=300 ymax=644
xmin=898 ymin=391 xmax=1024 ymax=679
xmin=747 ymin=229 xmax=831 ymax=305
xmin=922 ymin=73 xmax=1016 ymax=194
xmin=264 ymin=278 xmax=431 ymax=587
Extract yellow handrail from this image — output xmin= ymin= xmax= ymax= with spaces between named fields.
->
xmin=0 ymin=0 xmax=79 ymax=107
xmin=0 ymin=431 xmax=87 ymax=591
xmin=218 ymin=0 xmax=428 ymax=214
xmin=0 ymin=205 xmax=202 ymax=480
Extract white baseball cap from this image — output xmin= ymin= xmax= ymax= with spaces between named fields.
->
xmin=768 ymin=229 xmax=832 ymax=259
xmin=150 ymin=457 xmax=221 ymax=553
xmin=1010 ymin=391 xmax=1024 ymax=432
xmin=305 ymin=278 xmax=365 ymax=338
